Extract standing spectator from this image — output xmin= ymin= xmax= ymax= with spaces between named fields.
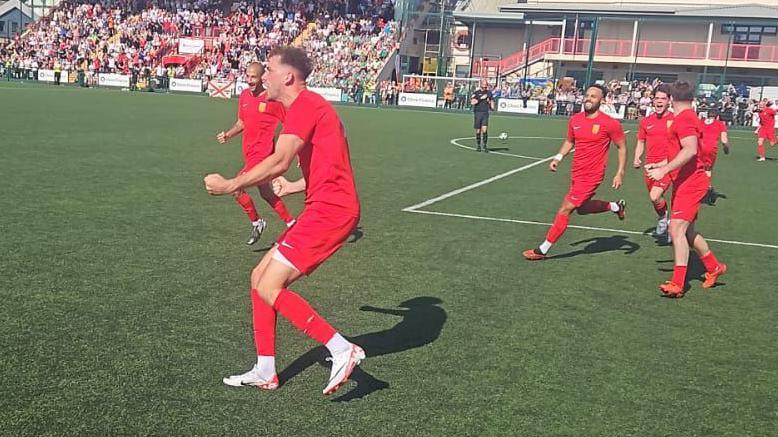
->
xmin=443 ymin=82 xmax=454 ymax=109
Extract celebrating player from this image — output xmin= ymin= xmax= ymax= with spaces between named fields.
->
xmin=470 ymin=79 xmax=495 ymax=153
xmin=523 ymin=84 xmax=627 ymax=261
xmin=755 ymin=100 xmax=776 ymax=162
xmin=633 ymin=84 xmax=674 ymax=242
xmin=645 ymin=81 xmax=727 ymax=297
xmin=699 ymin=109 xmax=730 ymax=205
xmin=217 ymin=62 xmax=296 ymax=245
xmin=204 ymin=47 xmax=364 ymax=395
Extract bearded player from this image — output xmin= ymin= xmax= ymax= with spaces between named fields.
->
xmin=217 ymin=62 xmax=296 ymax=245
xmin=523 ymin=84 xmax=627 ymax=260
xmin=699 ymin=109 xmax=730 ymax=205
xmin=633 ymin=84 xmax=674 ymax=242
xmin=646 ymin=81 xmax=727 ymax=297
xmin=205 ymin=47 xmax=364 ymax=396
xmin=755 ymin=100 xmax=776 ymax=162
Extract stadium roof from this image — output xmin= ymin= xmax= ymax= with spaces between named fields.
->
xmin=499 ymin=2 xmax=778 ymax=21
xmin=456 ymin=1 xmax=778 ymax=22
xmin=0 ymin=0 xmax=34 ymax=18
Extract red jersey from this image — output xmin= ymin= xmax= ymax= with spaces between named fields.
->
xmin=566 ymin=111 xmax=625 ymax=184
xmin=238 ymin=89 xmax=285 ymax=161
xmin=637 ymin=111 xmax=674 ymax=164
xmin=700 ymin=118 xmax=727 ymax=160
xmin=667 ymin=108 xmax=704 ymax=182
xmin=759 ymin=107 xmax=776 ymax=130
xmin=281 ymin=89 xmax=360 ymax=216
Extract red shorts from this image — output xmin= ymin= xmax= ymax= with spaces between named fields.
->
xmin=564 ymin=179 xmax=601 ymax=208
xmin=670 ymin=172 xmax=711 ymax=222
xmin=274 ymin=207 xmax=359 ymax=275
xmin=643 ymin=171 xmax=672 ymax=192
xmin=758 ymin=128 xmax=776 ymax=143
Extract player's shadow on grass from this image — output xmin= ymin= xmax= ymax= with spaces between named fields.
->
xmin=550 ymin=235 xmax=640 ymax=259
xmin=641 ymin=227 xmax=672 ymax=246
xmin=488 ymin=147 xmax=510 ymax=152
xmin=278 ymin=296 xmax=446 ymax=402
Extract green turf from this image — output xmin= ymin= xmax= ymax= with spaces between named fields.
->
xmin=1 ymin=81 xmax=776 ymax=436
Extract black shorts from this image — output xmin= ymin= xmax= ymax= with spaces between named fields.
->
xmin=474 ymin=111 xmax=490 ymax=129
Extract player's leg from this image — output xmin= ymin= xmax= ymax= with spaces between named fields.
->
xmin=649 ymin=185 xmax=669 ymax=236
xmin=234 ymin=188 xmax=266 ymax=245
xmin=257 ymin=182 xmax=295 ymax=226
xmin=474 ymin=114 xmax=483 ymax=151
xmin=523 ymin=198 xmax=576 ymax=260
xmin=577 ymin=198 xmax=626 ymax=220
xmin=757 ymin=136 xmax=766 ymax=161
xmin=222 ymin=247 xmax=283 ymax=389
xmin=660 ymin=218 xmax=691 ymax=297
xmin=686 ymin=223 xmax=727 ymax=288
xmin=481 ymin=120 xmax=490 ymax=153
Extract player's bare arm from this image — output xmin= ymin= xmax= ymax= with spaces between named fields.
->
xmin=205 ymin=134 xmax=304 ymax=195
xmin=721 ymin=131 xmax=730 ymax=154
xmin=272 ymin=176 xmax=306 ymax=197
xmin=612 ymin=136 xmax=627 ymax=189
xmin=217 ymin=118 xmax=244 ymax=143
xmin=646 ymin=135 xmax=697 ymax=181
xmin=633 ymin=139 xmax=645 ymax=168
xmin=549 ymin=139 xmax=574 ymax=172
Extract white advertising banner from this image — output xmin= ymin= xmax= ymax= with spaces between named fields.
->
xmin=398 ymin=92 xmax=437 ymax=108
xmin=37 ymin=69 xmax=69 ymax=83
xmin=582 ymin=103 xmax=626 ymax=120
xmin=497 ymin=98 xmax=540 ymax=114
xmin=169 ymin=78 xmax=203 ymax=93
xmin=178 ymin=38 xmax=205 ymax=54
xmin=750 ymin=86 xmax=778 ymax=102
xmin=234 ymin=81 xmax=250 ymax=95
xmin=308 ymin=87 xmax=343 ymax=102
xmin=98 ymin=73 xmax=131 ymax=88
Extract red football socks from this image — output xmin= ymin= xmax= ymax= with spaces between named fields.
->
xmin=577 ymin=200 xmax=611 ymax=215
xmin=700 ymin=251 xmax=721 ymax=273
xmin=758 ymin=143 xmax=765 ymax=159
xmin=672 ymin=265 xmax=688 ymax=286
xmin=236 ymin=192 xmax=260 ymax=222
xmin=545 ymin=213 xmax=570 ymax=244
xmin=266 ymin=194 xmax=295 ymax=224
xmin=273 ymin=289 xmax=336 ymax=345
xmin=654 ymin=198 xmax=667 ymax=217
xmin=251 ymin=289 xmax=276 ymax=356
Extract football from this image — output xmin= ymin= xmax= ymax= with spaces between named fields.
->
xmin=499 ymin=132 xmax=508 ymax=140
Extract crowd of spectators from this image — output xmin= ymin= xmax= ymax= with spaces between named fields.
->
xmin=0 ymin=0 xmax=397 ymax=94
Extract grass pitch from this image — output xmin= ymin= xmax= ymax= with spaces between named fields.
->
xmin=1 ymin=81 xmax=776 ymax=435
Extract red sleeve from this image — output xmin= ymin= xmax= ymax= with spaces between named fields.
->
xmin=281 ymin=105 xmax=316 ymax=142
xmin=719 ymin=121 xmax=727 ymax=133
xmin=637 ymin=118 xmax=647 ymax=141
xmin=566 ymin=118 xmax=575 ymax=142
xmin=608 ymin=119 xmax=626 ymax=143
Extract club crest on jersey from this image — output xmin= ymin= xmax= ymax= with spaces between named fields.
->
xmin=667 ymin=120 xmax=673 ymax=129
xmin=592 ymin=124 xmax=600 ymax=134
xmin=258 ymin=102 xmax=267 ymax=113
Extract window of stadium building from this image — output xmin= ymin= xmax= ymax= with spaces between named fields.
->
xmin=0 ymin=21 xmax=5 ymax=33
xmin=721 ymin=24 xmax=778 ymax=44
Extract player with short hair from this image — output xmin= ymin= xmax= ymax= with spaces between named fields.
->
xmin=633 ymin=84 xmax=674 ymax=242
xmin=523 ymin=84 xmax=627 ymax=260
xmin=470 ymin=79 xmax=495 ymax=153
xmin=645 ymin=81 xmax=727 ymax=297
xmin=204 ymin=46 xmax=364 ymax=396
xmin=217 ymin=62 xmax=296 ymax=245
xmin=755 ymin=100 xmax=776 ymax=161
xmin=699 ymin=109 xmax=730 ymax=205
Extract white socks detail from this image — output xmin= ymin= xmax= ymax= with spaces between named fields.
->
xmin=325 ymin=333 xmax=352 ymax=356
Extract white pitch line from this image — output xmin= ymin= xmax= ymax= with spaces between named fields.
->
xmin=406 ymin=209 xmax=778 ymax=249
xmin=402 ymin=154 xmax=557 ymax=212
xmin=450 ymin=136 xmax=553 ymax=160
